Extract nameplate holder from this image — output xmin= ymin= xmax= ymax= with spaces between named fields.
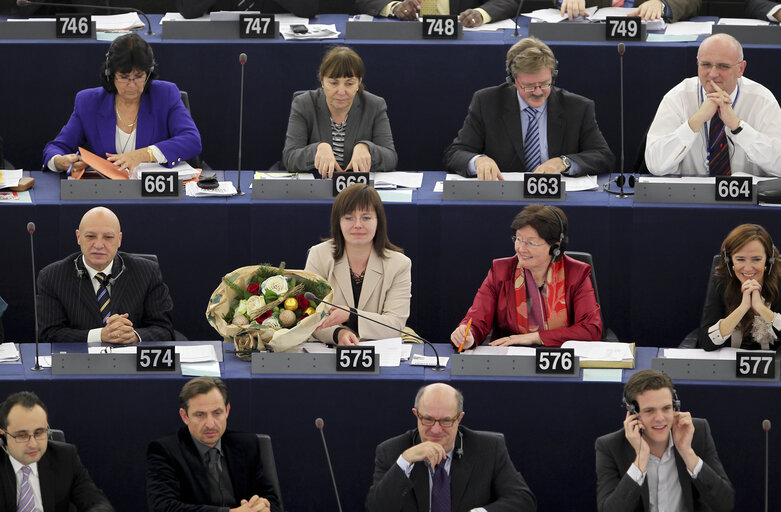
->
xmin=451 ymin=353 xmax=580 ymax=377
xmin=61 ymin=178 xmax=183 ymax=200
xmin=251 ymin=352 xmax=380 ymax=375
xmin=652 ymin=355 xmax=780 ymax=382
xmin=252 ymin=177 xmax=374 ymax=200
xmin=443 ymin=179 xmax=566 ymax=202
xmin=51 ymin=352 xmax=181 ymax=375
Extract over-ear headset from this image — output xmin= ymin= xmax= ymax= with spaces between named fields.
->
xmin=622 ymin=387 xmax=681 ymax=415
xmin=722 ymin=226 xmax=777 ymax=277
xmin=73 ymin=253 xmax=126 ymax=284
xmin=505 ymin=40 xmax=559 ymax=86
xmin=546 ymin=206 xmax=565 ymax=262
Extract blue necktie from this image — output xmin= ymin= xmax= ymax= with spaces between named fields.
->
xmin=708 ymin=113 xmax=731 ymax=176
xmin=17 ymin=466 xmax=36 ymax=512
xmin=524 ymin=107 xmax=541 ymax=172
xmin=430 ymin=459 xmax=450 ymax=512
xmin=95 ymin=272 xmax=111 ymax=324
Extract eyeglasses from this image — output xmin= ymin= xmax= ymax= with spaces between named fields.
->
xmin=5 ymin=428 xmax=50 ymax=443
xmin=512 ymin=236 xmax=546 ymax=248
xmin=115 ymin=73 xmax=147 ymax=85
xmin=697 ymin=60 xmax=743 ymax=71
xmin=341 ymin=214 xmax=376 ymax=224
xmin=517 ymin=82 xmax=552 ymax=93
xmin=417 ymin=413 xmax=459 ymax=427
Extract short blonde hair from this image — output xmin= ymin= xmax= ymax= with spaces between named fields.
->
xmin=506 ymin=37 xmax=557 ymax=77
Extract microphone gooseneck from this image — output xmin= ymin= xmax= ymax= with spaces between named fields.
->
xmin=27 ymin=221 xmax=42 ymax=371
xmin=314 ymin=418 xmax=343 ymax=512
xmin=236 ymin=52 xmax=248 ymax=195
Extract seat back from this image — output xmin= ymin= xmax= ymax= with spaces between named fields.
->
xmin=49 ymin=428 xmax=65 ymax=442
xmin=679 ymin=254 xmax=721 ymax=348
xmin=257 ymin=434 xmax=284 ymax=512
xmin=179 ymin=90 xmax=206 ymax=169
xmin=565 ymin=251 xmax=614 ymax=341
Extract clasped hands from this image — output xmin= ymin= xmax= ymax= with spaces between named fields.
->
xmin=560 ymin=0 xmax=666 ymax=20
xmin=392 ymin=0 xmax=486 ymax=27
xmin=738 ymin=278 xmax=772 ymax=319
xmin=100 ymin=313 xmax=139 ymax=344
xmin=689 ymin=80 xmax=740 ymax=132
xmin=314 ymin=142 xmax=371 ymax=178
xmin=231 ymin=495 xmax=271 ymax=512
xmin=474 ymin=155 xmax=567 ymax=181
xmin=623 ymin=410 xmax=697 ymax=473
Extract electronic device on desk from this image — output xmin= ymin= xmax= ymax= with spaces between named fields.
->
xmin=757 ymin=177 xmax=781 ymax=204
xmin=8 ymin=177 xmax=34 ymax=192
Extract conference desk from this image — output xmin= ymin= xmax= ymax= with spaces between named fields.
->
xmin=3 ymin=15 xmax=781 ymax=174
xmin=5 ymin=170 xmax=781 ymax=352
xmin=0 ymin=343 xmax=777 ymax=511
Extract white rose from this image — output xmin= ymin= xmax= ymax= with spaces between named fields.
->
xmin=246 ymin=295 xmax=267 ymax=318
xmin=261 ymin=316 xmax=281 ymax=330
xmin=235 ymin=299 xmax=248 ymax=316
xmin=261 ymin=275 xmax=289 ymax=295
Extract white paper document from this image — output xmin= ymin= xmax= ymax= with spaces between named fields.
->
xmin=0 ymin=343 xmax=20 ymax=362
xmin=92 ymin=13 xmax=145 ymax=32
xmin=665 ymin=21 xmax=714 ymax=35
xmin=88 ymin=344 xmax=218 ymax=363
xmin=360 ymin=337 xmax=403 ymax=367
xmin=523 ymin=8 xmax=597 ymax=23
xmin=561 ymin=340 xmax=633 ymax=361
xmin=181 ymin=361 xmax=221 ymax=377
xmin=467 ymin=345 xmax=537 ymax=356
xmin=443 ymin=172 xmax=598 ymax=192
xmin=281 ymin=24 xmax=339 ymax=40
xmin=410 ymin=354 xmax=449 ymax=367
xmin=589 ymin=8 xmax=665 ymax=30
xmin=661 ymin=347 xmax=775 ymax=360
xmin=0 ymin=170 xmax=23 ymax=190
xmin=464 ymin=18 xmax=518 ymax=31
xmin=370 ymin=172 xmax=424 ymax=190
xmin=717 ymin=18 xmax=771 ymax=25
xmin=131 ymin=161 xmax=199 ymax=181
xmin=185 ymin=181 xmax=238 ymax=197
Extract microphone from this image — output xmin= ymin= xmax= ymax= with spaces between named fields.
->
xmin=27 ymin=222 xmax=42 ymax=371
xmin=236 ymin=52 xmax=248 ymax=196
xmin=303 ymin=292 xmax=444 ymax=370
xmin=16 ymin=0 xmax=154 ymax=36
xmin=315 ymin=418 xmax=343 ymax=512
xmin=512 ymin=0 xmax=526 ymax=37
xmin=763 ymin=419 xmax=771 ymax=512
xmin=603 ymin=42 xmax=635 ymax=197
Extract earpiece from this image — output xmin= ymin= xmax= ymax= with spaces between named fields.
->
xmin=455 ymin=430 xmax=464 ymax=459
xmin=546 ymin=206 xmax=565 ymax=261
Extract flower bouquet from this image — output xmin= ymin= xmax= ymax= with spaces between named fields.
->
xmin=206 ymin=263 xmax=332 ymax=359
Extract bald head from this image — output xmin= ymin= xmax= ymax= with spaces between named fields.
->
xmin=698 ymin=33 xmax=743 ymax=62
xmin=415 ymin=383 xmax=463 ymax=414
xmin=413 ymin=383 xmax=464 ymax=451
xmin=76 ymin=207 xmax=122 ymax=271
xmin=697 ymin=33 xmax=746 ymax=94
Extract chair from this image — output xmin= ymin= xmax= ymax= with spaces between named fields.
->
xmin=679 ymin=254 xmax=721 ymax=348
xmin=257 ymin=434 xmax=284 ymax=512
xmin=131 ymin=253 xmax=188 ymax=341
xmin=48 ymin=429 xmax=65 ymax=442
xmin=179 ymin=90 xmax=210 ymax=170
xmin=269 ymin=90 xmax=310 ymax=171
xmin=565 ymin=251 xmax=618 ymax=341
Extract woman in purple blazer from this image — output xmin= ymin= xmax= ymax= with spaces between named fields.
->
xmin=42 ymin=33 xmax=201 ymax=174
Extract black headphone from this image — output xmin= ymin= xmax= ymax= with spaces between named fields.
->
xmin=546 ymin=206 xmax=565 ymax=262
xmin=622 ymin=387 xmax=681 ymax=415
xmin=101 ymin=34 xmax=156 ymax=93
xmin=721 ymin=226 xmax=777 ymax=277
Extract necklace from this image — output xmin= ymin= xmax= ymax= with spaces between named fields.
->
xmin=349 ymin=267 xmax=365 ymax=285
xmin=115 ymin=105 xmax=138 ymax=128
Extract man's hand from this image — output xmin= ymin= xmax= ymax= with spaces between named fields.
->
xmin=314 ymin=143 xmax=343 ymax=178
xmin=53 ymin=154 xmax=87 ymax=173
xmin=100 ymin=313 xmax=138 ymax=344
xmin=708 ymin=82 xmax=740 ymax=131
xmin=623 ymin=411 xmax=650 ymax=472
xmin=628 ymin=0 xmax=665 ymax=20
xmin=533 ymin=157 xmax=568 ymax=174
xmin=458 ymin=9 xmax=484 ymax=27
xmin=401 ymin=440 xmax=447 ymax=468
xmin=231 ymin=495 xmax=271 ymax=512
xmin=560 ymin=0 xmax=588 ymax=20
xmin=672 ymin=412 xmax=699 ymax=471
xmin=345 ymin=143 xmax=372 ymax=173
xmin=450 ymin=324 xmax=475 ymax=350
xmin=475 ymin=156 xmax=504 ymax=181
xmin=392 ymin=0 xmax=421 ymax=20
xmin=688 ymin=83 xmax=721 ymax=132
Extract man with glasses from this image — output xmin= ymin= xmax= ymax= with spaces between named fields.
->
xmin=646 ymin=33 xmax=781 ymax=176
xmin=0 ymin=391 xmax=113 ymax=511
xmin=445 ymin=37 xmax=614 ymax=180
xmin=366 ymin=383 xmax=536 ymax=511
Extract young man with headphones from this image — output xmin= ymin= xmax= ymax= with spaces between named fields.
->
xmin=595 ymin=370 xmax=734 ymax=512
xmin=444 ymin=36 xmax=614 ymax=181
xmin=366 ymin=383 xmax=537 ymax=512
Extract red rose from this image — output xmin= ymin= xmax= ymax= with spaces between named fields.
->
xmin=254 ymin=310 xmax=272 ymax=322
xmin=296 ymin=294 xmax=310 ymax=310
xmin=247 ymin=282 xmax=260 ymax=295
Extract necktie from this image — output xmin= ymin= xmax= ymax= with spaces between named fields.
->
xmin=708 ymin=113 xmax=731 ymax=176
xmin=236 ymin=0 xmax=257 ymax=9
xmin=430 ymin=459 xmax=450 ymax=512
xmin=17 ymin=466 xmax=36 ymax=512
xmin=419 ymin=0 xmax=439 ymax=15
xmin=524 ymin=107 xmax=541 ymax=172
xmin=612 ymin=0 xmax=624 ymax=6
xmin=95 ymin=272 xmax=111 ymax=324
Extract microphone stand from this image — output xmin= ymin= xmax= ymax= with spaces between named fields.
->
xmin=28 ymin=222 xmax=42 ymax=371
xmin=236 ymin=53 xmax=247 ymax=196
xmin=603 ymin=42 xmax=635 ymax=197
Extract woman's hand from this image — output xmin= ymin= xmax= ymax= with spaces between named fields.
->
xmin=450 ymin=324 xmax=475 ymax=350
xmin=106 ymin=148 xmax=148 ymax=173
xmin=314 ymin=143 xmax=343 ymax=178
xmin=53 ymin=154 xmax=87 ymax=173
xmin=316 ymin=306 xmax=350 ymax=330
xmin=488 ymin=332 xmax=542 ymax=346
xmin=336 ymin=328 xmax=360 ymax=346
xmin=345 ymin=143 xmax=371 ymax=173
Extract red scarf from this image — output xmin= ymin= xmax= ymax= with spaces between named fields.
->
xmin=514 ymin=258 xmax=569 ymax=333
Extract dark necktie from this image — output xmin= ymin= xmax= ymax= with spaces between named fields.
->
xmin=430 ymin=459 xmax=450 ymax=512
xmin=95 ymin=272 xmax=111 ymax=324
xmin=708 ymin=113 xmax=731 ymax=176
xmin=524 ymin=107 xmax=541 ymax=172
xmin=236 ymin=0 xmax=257 ymax=10
xmin=206 ymin=447 xmax=236 ymax=506
xmin=17 ymin=466 xmax=36 ymax=512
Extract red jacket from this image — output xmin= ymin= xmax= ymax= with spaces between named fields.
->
xmin=458 ymin=254 xmax=602 ymax=347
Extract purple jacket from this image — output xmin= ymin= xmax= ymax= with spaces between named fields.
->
xmin=42 ymin=80 xmax=202 ymax=169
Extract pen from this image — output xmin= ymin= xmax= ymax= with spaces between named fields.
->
xmin=458 ymin=317 xmax=472 ymax=353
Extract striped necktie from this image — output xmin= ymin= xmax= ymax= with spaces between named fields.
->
xmin=708 ymin=113 xmax=731 ymax=176
xmin=95 ymin=272 xmax=111 ymax=324
xmin=17 ymin=466 xmax=36 ymax=512
xmin=524 ymin=107 xmax=542 ymax=172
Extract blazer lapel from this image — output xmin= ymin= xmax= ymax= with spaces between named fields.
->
xmin=674 ymin=450 xmax=695 ymax=511
xmin=343 ymin=94 xmax=363 ymax=165
xmin=449 ymin=453 xmax=474 ymax=511
xmin=333 ymin=257 xmax=355 ymax=308
xmin=107 ymin=256 xmax=125 ymax=317
xmin=410 ymin=461 xmax=430 ymax=512
xmin=357 ymin=250 xmax=381 ymax=311
xmin=501 ymin=258 xmax=518 ymax=330
xmin=179 ymin=430 xmax=212 ymax=503
xmin=97 ymin=93 xmax=116 ymax=156
xmin=38 ymin=454 xmax=57 ymax=512
xmin=501 ymin=87 xmax=526 ymax=169
xmin=136 ymin=92 xmax=154 ymax=149
xmin=0 ymin=456 xmax=17 ymax=511
xmin=316 ymin=91 xmax=332 ymax=146
xmin=546 ymin=88 xmax=565 ymax=158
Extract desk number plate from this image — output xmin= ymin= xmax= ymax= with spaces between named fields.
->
xmin=336 ymin=346 xmax=376 ymax=372
xmin=137 ymin=346 xmax=176 ymax=372
xmin=333 ymin=172 xmax=369 ymax=196
xmin=736 ymin=352 xmax=775 ymax=379
xmin=142 ymin=171 xmax=178 ymax=197
xmin=524 ymin=174 xmax=562 ymax=199
xmin=606 ymin=17 xmax=641 ymax=41
xmin=535 ymin=348 xmax=575 ymax=375
xmin=56 ymin=15 xmax=92 ymax=38
xmin=715 ymin=176 xmax=752 ymax=202
xmin=240 ymin=14 xmax=275 ymax=39
xmin=422 ymin=15 xmax=458 ymax=39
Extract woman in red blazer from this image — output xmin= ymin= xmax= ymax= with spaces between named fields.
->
xmin=450 ymin=204 xmax=601 ymax=348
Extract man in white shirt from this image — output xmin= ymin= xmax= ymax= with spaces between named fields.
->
xmin=746 ymin=0 xmax=781 ymax=22
xmin=645 ymin=33 xmax=781 ymax=176
xmin=595 ymin=370 xmax=734 ymax=512
xmin=0 ymin=391 xmax=113 ymax=512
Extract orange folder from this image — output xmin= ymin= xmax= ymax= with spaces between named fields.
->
xmin=73 ymin=147 xmax=130 ymax=180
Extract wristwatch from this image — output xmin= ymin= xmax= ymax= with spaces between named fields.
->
xmin=730 ymin=120 xmax=745 ymax=135
xmin=560 ymin=155 xmax=572 ymax=172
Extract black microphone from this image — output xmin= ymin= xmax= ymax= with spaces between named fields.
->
xmin=236 ymin=52 xmax=248 ymax=196
xmin=27 ymin=222 xmax=42 ymax=371
xmin=16 ymin=0 xmax=154 ymax=36
xmin=603 ymin=42 xmax=635 ymax=197
xmin=763 ymin=419 xmax=771 ymax=512
xmin=315 ymin=418 xmax=343 ymax=512
xmin=512 ymin=0 xmax=527 ymax=37
xmin=303 ymin=292 xmax=444 ymax=370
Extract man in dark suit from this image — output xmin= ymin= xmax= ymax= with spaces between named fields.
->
xmin=177 ymin=0 xmax=319 ymax=18
xmin=0 ymin=391 xmax=113 ymax=512
xmin=146 ymin=377 xmax=281 ymax=512
xmin=746 ymin=0 xmax=781 ymax=20
xmin=445 ymin=37 xmax=614 ymax=180
xmin=356 ymin=0 xmax=518 ymax=28
xmin=37 ymin=206 xmax=175 ymax=343
xmin=366 ymin=383 xmax=536 ymax=512
xmin=595 ymin=370 xmax=734 ymax=512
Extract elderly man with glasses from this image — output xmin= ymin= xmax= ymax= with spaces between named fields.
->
xmin=646 ymin=33 xmax=781 ymax=176
xmin=366 ymin=383 xmax=537 ymax=512
xmin=445 ymin=37 xmax=614 ymax=181
xmin=0 ymin=391 xmax=113 ymax=512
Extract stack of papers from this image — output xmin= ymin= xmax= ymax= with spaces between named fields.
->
xmin=92 ymin=13 xmax=145 ymax=32
xmin=561 ymin=340 xmax=635 ymax=368
xmin=590 ymin=8 xmax=665 ymax=31
xmin=88 ymin=344 xmax=218 ymax=363
xmin=438 ymin=173 xmax=599 ymax=192
xmin=300 ymin=338 xmax=415 ymax=367
xmin=0 ymin=343 xmax=20 ymax=363
xmin=523 ymin=7 xmax=598 ymax=23
xmin=253 ymin=172 xmax=315 ymax=180
xmin=185 ymin=181 xmax=238 ymax=197
xmin=0 ymin=170 xmax=23 ymax=190
xmin=281 ymin=24 xmax=339 ymax=40
xmin=371 ymin=172 xmax=424 ymax=190
xmin=132 ymin=161 xmax=200 ymax=181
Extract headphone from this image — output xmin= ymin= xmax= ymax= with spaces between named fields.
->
xmin=73 ymin=253 xmax=125 ymax=285
xmin=721 ymin=226 xmax=777 ymax=277
xmin=622 ymin=387 xmax=681 ymax=416
xmin=101 ymin=34 xmax=156 ymax=93
xmin=546 ymin=206 xmax=565 ymax=262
